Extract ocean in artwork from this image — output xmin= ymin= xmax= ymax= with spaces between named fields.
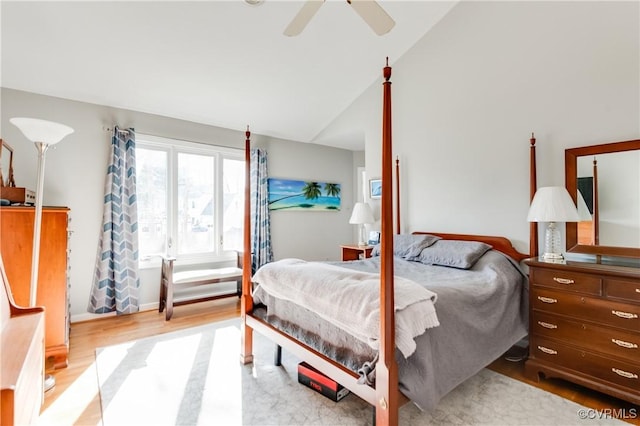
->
xmin=268 ymin=178 xmax=341 ymax=211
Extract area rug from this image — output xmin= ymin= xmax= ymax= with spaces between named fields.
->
xmin=96 ymin=318 xmax=623 ymax=426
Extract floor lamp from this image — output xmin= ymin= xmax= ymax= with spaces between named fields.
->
xmin=10 ymin=117 xmax=74 ymax=391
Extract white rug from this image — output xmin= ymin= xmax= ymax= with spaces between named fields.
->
xmin=96 ymin=319 xmax=624 ymax=426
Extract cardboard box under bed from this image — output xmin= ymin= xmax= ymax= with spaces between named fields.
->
xmin=297 ymin=361 xmax=350 ymax=402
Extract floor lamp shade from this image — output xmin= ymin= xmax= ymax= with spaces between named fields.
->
xmin=10 ymin=118 xmax=74 ymax=145
xmin=527 ymin=186 xmax=580 ymax=261
xmin=10 ymin=117 xmax=74 ymax=307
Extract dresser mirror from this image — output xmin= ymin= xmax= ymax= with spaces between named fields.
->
xmin=565 ymin=139 xmax=640 ymax=258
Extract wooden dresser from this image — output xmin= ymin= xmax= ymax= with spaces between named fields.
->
xmin=0 ymin=206 xmax=70 ymax=370
xmin=524 ymin=257 xmax=640 ymax=405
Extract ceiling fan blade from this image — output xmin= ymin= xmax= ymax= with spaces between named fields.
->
xmin=349 ymin=0 xmax=395 ymax=36
xmin=284 ymin=0 xmax=325 ymax=37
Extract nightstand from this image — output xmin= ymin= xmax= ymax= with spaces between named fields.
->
xmin=341 ymin=244 xmax=373 ymax=261
xmin=524 ymin=257 xmax=640 ymax=405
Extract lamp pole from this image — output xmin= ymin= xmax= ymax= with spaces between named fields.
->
xmin=30 ymin=142 xmax=50 ymax=306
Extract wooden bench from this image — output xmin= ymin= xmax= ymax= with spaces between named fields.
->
xmin=158 ymin=252 xmax=243 ymax=320
xmin=1 ymin=254 xmax=45 ymax=426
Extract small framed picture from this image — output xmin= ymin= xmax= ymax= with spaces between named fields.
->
xmin=369 ymin=179 xmax=382 ymax=199
xmin=368 ymin=231 xmax=380 ymax=246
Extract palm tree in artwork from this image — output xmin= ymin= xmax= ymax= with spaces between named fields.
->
xmin=269 ymin=181 xmax=323 ymax=205
xmin=324 ymin=183 xmax=341 ymax=198
xmin=301 ymin=182 xmax=322 ymax=200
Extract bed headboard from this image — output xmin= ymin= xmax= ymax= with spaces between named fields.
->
xmin=412 ymin=231 xmax=530 ymax=262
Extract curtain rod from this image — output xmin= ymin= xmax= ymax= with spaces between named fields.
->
xmin=102 ymin=126 xmax=244 ymax=151
xmin=102 ymin=126 xmax=130 ymax=134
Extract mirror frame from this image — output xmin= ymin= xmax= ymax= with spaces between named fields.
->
xmin=565 ymin=139 xmax=640 ymax=258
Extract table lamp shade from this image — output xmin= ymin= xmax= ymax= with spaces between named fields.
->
xmin=10 ymin=117 xmax=74 ymax=144
xmin=349 ymin=202 xmax=374 ymax=225
xmin=527 ymin=186 xmax=580 ymax=223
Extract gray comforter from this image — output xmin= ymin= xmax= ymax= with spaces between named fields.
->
xmin=251 ymin=249 xmax=528 ymax=411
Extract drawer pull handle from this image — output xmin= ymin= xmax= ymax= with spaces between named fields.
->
xmin=611 ymin=339 xmax=638 ymax=349
xmin=537 ymin=296 xmax=557 ymax=304
xmin=611 ymin=310 xmax=638 ymax=319
xmin=636 ymin=288 xmax=640 ymax=293
xmin=611 ymin=368 xmax=638 ymax=380
xmin=553 ymin=277 xmax=575 ymax=285
xmin=537 ymin=321 xmax=558 ymax=329
xmin=537 ymin=346 xmax=558 ymax=355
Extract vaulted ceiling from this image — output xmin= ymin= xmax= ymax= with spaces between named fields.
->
xmin=1 ymin=1 xmax=457 ymax=150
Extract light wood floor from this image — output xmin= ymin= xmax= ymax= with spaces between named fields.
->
xmin=39 ymin=298 xmax=639 ymax=425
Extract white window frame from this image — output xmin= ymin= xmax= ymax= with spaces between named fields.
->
xmin=137 ymin=134 xmax=244 ymax=268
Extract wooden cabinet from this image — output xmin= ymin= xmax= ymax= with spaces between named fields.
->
xmin=340 ymin=244 xmax=373 ymax=261
xmin=524 ymin=258 xmax=640 ymax=405
xmin=1 ymin=255 xmax=46 ymax=426
xmin=0 ymin=206 xmax=70 ymax=369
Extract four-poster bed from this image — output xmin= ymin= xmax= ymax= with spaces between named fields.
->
xmin=240 ymin=60 xmax=536 ymax=425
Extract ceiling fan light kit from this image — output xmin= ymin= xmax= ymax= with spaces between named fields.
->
xmin=284 ymin=0 xmax=395 ymax=37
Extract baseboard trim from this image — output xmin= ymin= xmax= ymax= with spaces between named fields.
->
xmin=71 ymin=302 xmax=159 ymax=323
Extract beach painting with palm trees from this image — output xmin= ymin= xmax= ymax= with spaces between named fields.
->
xmin=268 ymin=178 xmax=341 ymax=211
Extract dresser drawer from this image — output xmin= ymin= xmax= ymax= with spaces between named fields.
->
xmin=532 ymin=311 xmax=640 ymax=363
xmin=532 ymin=288 xmax=640 ymax=331
xmin=530 ymin=267 xmax=602 ymax=295
xmin=606 ymin=278 xmax=640 ymax=304
xmin=531 ymin=336 xmax=640 ymax=392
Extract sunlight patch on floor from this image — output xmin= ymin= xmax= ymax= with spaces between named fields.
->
xmin=196 ymin=326 xmax=243 ymax=425
xmin=37 ymin=364 xmax=100 ymax=426
xmin=95 ymin=323 xmax=249 ymax=425
xmin=102 ymin=333 xmax=201 ymax=425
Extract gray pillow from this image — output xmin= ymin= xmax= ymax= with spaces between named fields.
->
xmin=417 ymin=240 xmax=492 ymax=269
xmin=371 ymin=234 xmax=441 ymax=260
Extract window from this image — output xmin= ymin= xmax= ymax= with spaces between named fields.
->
xmin=136 ymin=134 xmax=244 ymax=266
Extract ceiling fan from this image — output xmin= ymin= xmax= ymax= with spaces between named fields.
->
xmin=284 ymin=0 xmax=395 ymax=37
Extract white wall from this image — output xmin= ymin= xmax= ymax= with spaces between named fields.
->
xmin=1 ymin=89 xmax=356 ymax=321
xmin=321 ymin=1 xmax=639 ymax=255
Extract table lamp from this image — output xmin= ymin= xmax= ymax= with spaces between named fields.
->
xmin=349 ymin=202 xmax=374 ymax=246
xmin=527 ymin=186 xmax=580 ymax=261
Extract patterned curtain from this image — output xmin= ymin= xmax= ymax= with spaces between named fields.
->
xmin=250 ymin=148 xmax=272 ymax=273
xmin=88 ymin=127 xmax=140 ymax=314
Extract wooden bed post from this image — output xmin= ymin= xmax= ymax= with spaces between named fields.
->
xmin=395 ymin=156 xmax=400 ymax=235
xmin=529 ymin=133 xmax=538 ymax=257
xmin=592 ymin=157 xmax=599 ymax=246
xmin=376 ymin=57 xmax=399 ymax=426
xmin=240 ymin=125 xmax=254 ymax=364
